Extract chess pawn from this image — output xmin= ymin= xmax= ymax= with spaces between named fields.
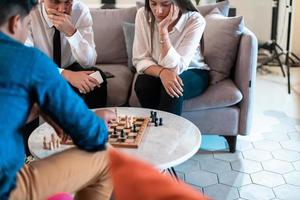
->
xmin=125 ymin=116 xmax=129 ymax=129
xmin=51 ymin=133 xmax=55 ymax=143
xmin=128 ymin=116 xmax=133 ymax=128
xmin=159 ymin=118 xmax=163 ymax=126
xmin=43 ymin=136 xmax=48 ymax=150
xmin=49 ymin=141 xmax=54 ymax=150
xmin=56 ymin=139 xmax=60 ymax=148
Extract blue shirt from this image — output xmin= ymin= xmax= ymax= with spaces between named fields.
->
xmin=0 ymin=32 xmax=108 ymax=199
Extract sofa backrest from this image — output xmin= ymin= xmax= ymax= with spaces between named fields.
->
xmin=90 ymin=7 xmax=137 ymax=64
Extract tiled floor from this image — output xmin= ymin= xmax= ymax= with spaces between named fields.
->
xmin=174 ymin=67 xmax=300 ymax=200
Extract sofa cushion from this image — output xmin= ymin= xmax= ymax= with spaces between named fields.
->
xmin=204 ymin=8 xmax=244 ymax=84
xmin=91 ymin=7 xmax=137 ymax=64
xmin=197 ymin=0 xmax=230 ymax=17
xmin=122 ymin=22 xmax=135 ymax=69
xmin=95 ymin=64 xmax=133 ymax=106
xmin=183 ymin=79 xmax=243 ymax=112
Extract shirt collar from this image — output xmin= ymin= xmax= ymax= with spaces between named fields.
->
xmin=174 ymin=12 xmax=188 ymax=33
xmin=41 ymin=3 xmax=53 ymax=29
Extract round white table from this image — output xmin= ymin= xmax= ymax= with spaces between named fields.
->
xmin=28 ymin=107 xmax=201 ymax=170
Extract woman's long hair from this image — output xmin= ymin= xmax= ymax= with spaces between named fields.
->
xmin=144 ymin=0 xmax=199 ymax=52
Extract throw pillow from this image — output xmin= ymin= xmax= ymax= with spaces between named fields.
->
xmin=203 ymin=8 xmax=244 ymax=84
xmin=122 ymin=22 xmax=135 ymax=69
xmin=109 ymin=149 xmax=208 ymax=200
xmin=197 ymin=0 xmax=230 ymax=17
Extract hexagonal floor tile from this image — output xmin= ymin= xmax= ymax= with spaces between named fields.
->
xmin=185 ymin=170 xmax=218 ymax=187
xmin=191 ymin=150 xmax=214 ymax=162
xmin=284 ymin=171 xmax=300 ymax=186
xmin=213 ymin=151 xmax=243 ymax=162
xmin=272 ymin=149 xmax=300 ymax=162
xmin=239 ymin=184 xmax=275 ymax=200
xmin=253 ymin=140 xmax=282 ymax=151
xmin=218 ymin=171 xmax=252 ymax=187
xmin=293 ymin=160 xmax=300 ymax=170
xmin=174 ymin=159 xmax=200 ymax=173
xmin=236 ymin=139 xmax=254 ymax=151
xmin=281 ymin=140 xmax=300 ymax=152
xmin=274 ymin=184 xmax=300 ymax=200
xmin=189 ymin=185 xmax=204 ymax=195
xmin=288 ymin=131 xmax=300 ymax=141
xmin=200 ymin=158 xmax=231 ymax=174
xmin=203 ymin=184 xmax=239 ymax=200
xmin=251 ymin=171 xmax=285 ymax=187
xmin=243 ymin=149 xmax=273 ymax=162
xmin=272 ymin=123 xmax=296 ymax=133
xmin=231 ymin=159 xmax=263 ymax=174
xmin=262 ymin=159 xmax=294 ymax=174
xmin=262 ymin=131 xmax=290 ymax=142
xmin=175 ymin=171 xmax=185 ymax=181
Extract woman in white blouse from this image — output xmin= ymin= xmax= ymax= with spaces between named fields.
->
xmin=133 ymin=0 xmax=209 ymax=115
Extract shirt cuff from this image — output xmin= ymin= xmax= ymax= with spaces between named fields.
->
xmin=159 ymin=47 xmax=180 ymax=69
xmin=65 ymin=29 xmax=82 ymax=49
xmin=136 ymin=59 xmax=157 ymax=74
xmin=58 ymin=68 xmax=64 ymax=74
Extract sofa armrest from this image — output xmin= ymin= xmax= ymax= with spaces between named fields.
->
xmin=233 ymin=27 xmax=258 ymax=135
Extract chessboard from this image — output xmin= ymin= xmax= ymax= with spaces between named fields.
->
xmin=108 ymin=116 xmax=150 ymax=148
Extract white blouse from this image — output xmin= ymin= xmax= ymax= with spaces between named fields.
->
xmin=133 ymin=7 xmax=209 ymax=75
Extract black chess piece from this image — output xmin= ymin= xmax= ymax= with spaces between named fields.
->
xmin=154 ymin=118 xmax=158 ymax=127
xmin=133 ymin=124 xmax=137 ymax=132
xmin=159 ymin=118 xmax=163 ymax=126
xmin=121 ymin=129 xmax=125 ymax=138
xmin=113 ymin=127 xmax=117 ymax=135
xmin=151 ymin=115 xmax=155 ymax=123
xmin=150 ymin=111 xmax=154 ymax=118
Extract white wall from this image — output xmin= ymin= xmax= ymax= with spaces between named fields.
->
xmin=82 ymin=0 xmax=299 ymax=56
xmin=293 ymin=0 xmax=300 ymax=56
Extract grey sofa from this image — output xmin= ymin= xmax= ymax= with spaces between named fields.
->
xmin=91 ymin=2 xmax=258 ymax=152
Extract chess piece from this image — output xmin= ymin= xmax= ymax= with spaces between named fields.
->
xmin=51 ymin=133 xmax=55 ymax=142
xmin=129 ymin=116 xmax=133 ymax=128
xmin=154 ymin=118 xmax=158 ymax=127
xmin=56 ymin=139 xmax=60 ymax=148
xmin=115 ymin=107 xmax=118 ymax=118
xmin=125 ymin=115 xmax=129 ymax=128
xmin=43 ymin=136 xmax=47 ymax=149
xmin=159 ymin=118 xmax=163 ymax=126
xmin=133 ymin=124 xmax=137 ymax=132
xmin=114 ymin=127 xmax=117 ymax=135
xmin=49 ymin=141 xmax=54 ymax=150
xmin=121 ymin=129 xmax=125 ymax=138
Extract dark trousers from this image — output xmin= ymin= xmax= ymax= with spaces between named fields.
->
xmin=65 ymin=63 xmax=107 ymax=109
xmin=134 ymin=69 xmax=209 ymax=115
xmin=23 ymin=63 xmax=107 ymax=156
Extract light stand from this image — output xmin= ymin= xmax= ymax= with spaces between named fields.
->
xmin=258 ymin=0 xmax=286 ymax=77
xmin=285 ymin=0 xmax=293 ymax=94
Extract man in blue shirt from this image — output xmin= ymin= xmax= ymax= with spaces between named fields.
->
xmin=0 ymin=0 xmax=115 ymax=199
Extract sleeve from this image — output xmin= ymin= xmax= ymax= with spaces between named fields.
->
xmin=132 ymin=8 xmax=157 ymax=74
xmin=25 ymin=21 xmax=34 ymax=47
xmin=159 ymin=13 xmax=206 ymax=74
xmin=65 ymin=8 xmax=97 ymax=67
xmin=30 ymin=50 xmax=107 ymax=151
